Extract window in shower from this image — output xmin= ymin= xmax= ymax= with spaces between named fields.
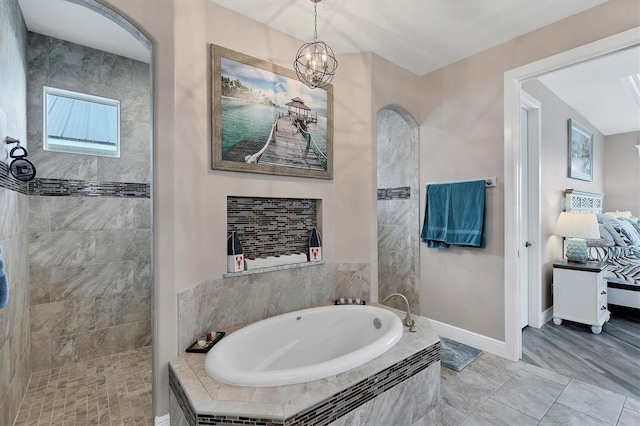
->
xmin=43 ymin=86 xmax=120 ymax=157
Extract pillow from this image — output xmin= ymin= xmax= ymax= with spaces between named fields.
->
xmin=585 ymin=224 xmax=615 ymax=247
xmin=605 ymin=210 xmax=632 ymax=219
xmin=626 ymin=217 xmax=640 ymax=235
xmin=598 ymin=215 xmax=635 ymax=245
xmin=615 ymin=219 xmax=640 ymax=246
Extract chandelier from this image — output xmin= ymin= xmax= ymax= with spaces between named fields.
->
xmin=293 ymin=0 xmax=338 ymax=89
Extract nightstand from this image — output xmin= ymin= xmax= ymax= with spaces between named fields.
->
xmin=552 ymin=260 xmax=610 ymax=334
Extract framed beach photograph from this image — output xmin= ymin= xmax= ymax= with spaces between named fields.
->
xmin=567 ymin=118 xmax=593 ymax=182
xmin=211 ymin=45 xmax=333 ymax=179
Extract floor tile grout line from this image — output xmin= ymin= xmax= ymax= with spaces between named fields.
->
xmin=487 ymin=365 xmax=550 ymax=422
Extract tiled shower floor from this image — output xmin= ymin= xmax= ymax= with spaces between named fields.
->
xmin=15 ymin=346 xmax=152 ymax=426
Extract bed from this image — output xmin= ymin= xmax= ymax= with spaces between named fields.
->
xmin=565 ymin=189 xmax=640 ymax=309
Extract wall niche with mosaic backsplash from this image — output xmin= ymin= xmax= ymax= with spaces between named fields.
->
xmin=227 ymin=196 xmax=320 ymax=266
xmin=26 ymin=33 xmax=152 ymax=371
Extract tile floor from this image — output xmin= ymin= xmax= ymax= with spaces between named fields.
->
xmin=418 ymin=352 xmax=640 ymax=426
xmin=14 ymin=346 xmax=152 ymax=426
xmin=13 ymin=345 xmax=640 ymax=425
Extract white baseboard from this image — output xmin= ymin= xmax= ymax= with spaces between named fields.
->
xmin=540 ymin=306 xmax=553 ymax=326
xmin=155 ymin=414 xmax=170 ymax=426
xmin=428 ymin=318 xmax=508 ymax=358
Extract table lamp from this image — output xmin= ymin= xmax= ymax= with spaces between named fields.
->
xmin=554 ymin=212 xmax=600 ymax=263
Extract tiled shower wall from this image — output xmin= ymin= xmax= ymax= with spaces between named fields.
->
xmin=26 ymin=34 xmax=152 ymax=370
xmin=0 ymin=0 xmax=31 ymax=423
xmin=26 ymin=33 xmax=151 ymax=183
xmin=377 ymin=108 xmax=420 ymax=314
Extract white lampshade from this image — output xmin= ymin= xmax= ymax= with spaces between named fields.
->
xmin=554 ymin=212 xmax=600 ymax=239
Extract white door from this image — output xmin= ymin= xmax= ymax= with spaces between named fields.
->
xmin=520 ymin=107 xmax=529 ymax=329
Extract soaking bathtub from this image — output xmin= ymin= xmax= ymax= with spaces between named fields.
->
xmin=204 ymin=304 xmax=404 ymax=387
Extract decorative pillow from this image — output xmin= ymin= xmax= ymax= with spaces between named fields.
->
xmin=585 ymin=224 xmax=615 ymax=247
xmin=615 ymin=219 xmax=640 ymax=246
xmin=615 ymin=227 xmax=632 ymax=245
xmin=603 ymin=222 xmax=630 ymax=246
xmin=626 ymin=217 xmax=640 ymax=236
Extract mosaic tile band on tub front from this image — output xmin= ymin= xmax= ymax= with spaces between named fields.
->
xmin=169 ymin=341 xmax=440 ymax=426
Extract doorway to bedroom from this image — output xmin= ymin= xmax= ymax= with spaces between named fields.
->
xmin=505 ymin=28 xmax=640 ymax=400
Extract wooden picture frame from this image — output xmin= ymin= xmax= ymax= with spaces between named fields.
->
xmin=568 ymin=118 xmax=593 ymax=182
xmin=211 ymin=45 xmax=333 ymax=179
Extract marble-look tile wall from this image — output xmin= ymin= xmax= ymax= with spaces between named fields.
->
xmin=23 ymin=32 xmax=152 ymax=370
xmin=26 ymin=32 xmax=150 ymax=183
xmin=377 ymin=108 xmax=420 ymax=314
xmin=329 ymin=363 xmax=440 ymax=426
xmin=0 ymin=0 xmax=31 ymax=424
xmin=28 ymin=196 xmax=152 ymax=370
xmin=177 ymin=262 xmax=369 ymax=353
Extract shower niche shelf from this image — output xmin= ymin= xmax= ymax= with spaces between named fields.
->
xmin=223 ymin=260 xmax=325 ymax=278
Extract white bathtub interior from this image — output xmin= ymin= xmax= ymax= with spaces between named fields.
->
xmin=205 ymin=305 xmax=404 ymax=386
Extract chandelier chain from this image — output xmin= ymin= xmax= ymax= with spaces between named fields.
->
xmin=313 ymin=1 xmax=318 ymax=42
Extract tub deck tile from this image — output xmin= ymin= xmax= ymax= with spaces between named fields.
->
xmin=171 ymin=306 xmax=441 ymax=426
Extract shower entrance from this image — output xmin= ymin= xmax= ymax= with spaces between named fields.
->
xmin=376 ymin=106 xmax=420 ymax=314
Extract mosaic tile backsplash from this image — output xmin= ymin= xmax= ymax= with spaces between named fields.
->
xmin=0 ymin=161 xmax=28 ymax=194
xmin=29 ymin=178 xmax=150 ymax=198
xmin=377 ymin=186 xmax=411 ymax=200
xmin=227 ymin=197 xmax=319 ymax=259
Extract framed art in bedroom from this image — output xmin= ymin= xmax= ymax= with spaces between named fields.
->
xmin=567 ymin=118 xmax=594 ymax=182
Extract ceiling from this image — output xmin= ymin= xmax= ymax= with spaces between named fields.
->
xmin=18 ymin=0 xmax=150 ymax=63
xmin=17 ymin=0 xmax=638 ymax=135
xmin=210 ymin=0 xmax=607 ymax=76
xmin=538 ymin=46 xmax=640 ymax=136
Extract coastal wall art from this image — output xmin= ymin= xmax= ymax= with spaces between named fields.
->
xmin=568 ymin=118 xmax=594 ymax=182
xmin=211 ymin=45 xmax=333 ymax=179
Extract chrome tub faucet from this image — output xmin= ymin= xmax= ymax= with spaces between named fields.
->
xmin=382 ymin=293 xmax=416 ymax=332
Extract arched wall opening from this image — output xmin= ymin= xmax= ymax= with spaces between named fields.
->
xmin=4 ymin=0 xmax=156 ymax=424
xmin=376 ymin=105 xmax=420 ymax=314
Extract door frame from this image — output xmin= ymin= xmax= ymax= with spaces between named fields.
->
xmin=519 ymin=91 xmax=542 ymax=329
xmin=503 ymin=27 xmax=640 ymax=361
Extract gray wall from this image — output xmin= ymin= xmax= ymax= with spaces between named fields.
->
xmin=0 ymin=0 xmax=31 ymax=423
xmin=26 ymin=33 xmax=152 ymax=370
xmin=605 ymin=131 xmax=640 ymax=216
xmin=377 ymin=108 xmax=419 ymax=314
xmin=522 ymin=78 xmax=606 ymax=311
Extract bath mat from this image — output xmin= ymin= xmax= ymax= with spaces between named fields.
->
xmin=440 ymin=337 xmax=482 ymax=371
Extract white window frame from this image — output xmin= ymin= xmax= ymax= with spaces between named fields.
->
xmin=43 ymin=86 xmax=121 ymax=158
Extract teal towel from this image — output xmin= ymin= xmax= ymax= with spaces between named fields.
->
xmin=0 ymin=246 xmax=7 ymax=309
xmin=420 ymin=184 xmax=451 ymax=248
xmin=421 ymin=180 xmax=486 ymax=248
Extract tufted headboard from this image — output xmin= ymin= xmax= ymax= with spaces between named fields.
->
xmin=565 ymin=189 xmax=604 ymax=213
